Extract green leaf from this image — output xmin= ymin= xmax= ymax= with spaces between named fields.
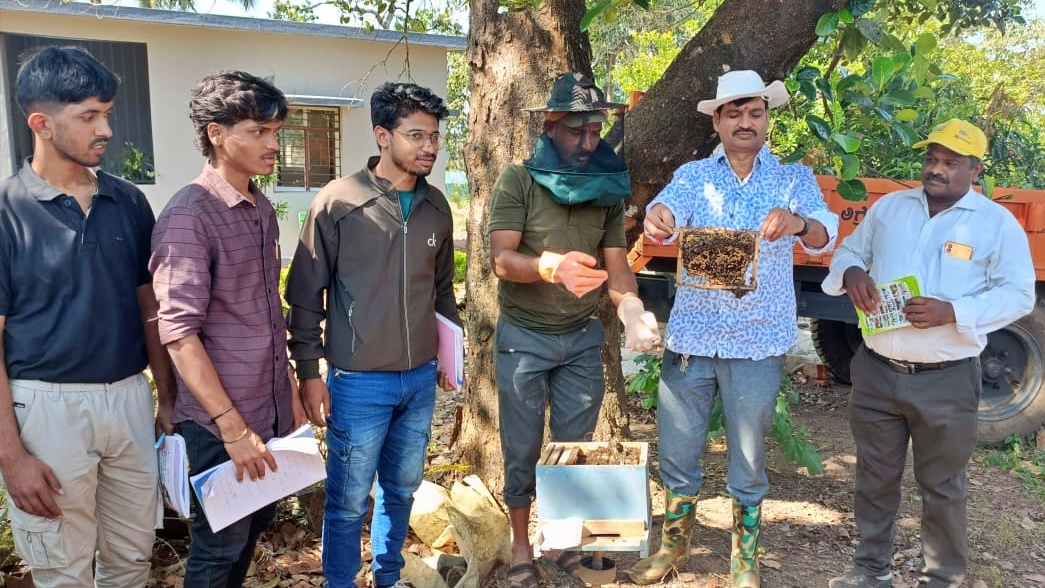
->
xmin=799 ymin=445 xmax=826 ymax=474
xmin=796 ymin=66 xmax=820 ymax=82
xmin=799 ymin=80 xmax=817 ymax=102
xmin=855 ymin=17 xmax=883 ymax=44
xmin=891 ymin=51 xmax=911 ymax=74
xmin=806 ymin=114 xmax=832 ymax=141
xmin=816 ymin=12 xmax=840 ymax=36
xmin=831 ymin=132 xmax=861 ymax=154
xmin=840 ymin=154 xmax=861 ymax=180
xmin=879 ymin=90 xmax=915 ymax=106
xmin=915 ymin=32 xmax=938 ymax=55
xmin=838 ymin=179 xmax=869 ymax=201
xmin=838 ymin=7 xmax=854 ymax=24
xmin=781 ymin=148 xmax=807 ymax=164
xmin=632 ymin=0 xmax=652 ymax=8
xmin=815 ymin=77 xmax=835 ymax=102
xmin=913 ymin=86 xmax=935 ymax=100
xmin=882 ymin=33 xmax=907 ymax=53
xmin=891 ymin=121 xmax=920 ymax=145
xmin=848 ymin=0 xmax=875 ymax=18
xmin=836 ymin=73 xmax=861 ymax=93
xmin=981 ymin=175 xmax=996 ymax=198
xmin=842 ymin=26 xmax=868 ymax=60
xmin=579 ymin=0 xmax=614 ymax=31
xmin=874 ymin=107 xmax=894 ymax=122
xmin=896 ymin=108 xmax=919 ymax=122
xmin=911 ymin=55 xmax=930 ymax=83
xmin=871 ymin=55 xmax=893 ymax=89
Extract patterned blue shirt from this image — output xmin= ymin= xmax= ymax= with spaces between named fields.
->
xmin=651 ymin=145 xmax=838 ymax=359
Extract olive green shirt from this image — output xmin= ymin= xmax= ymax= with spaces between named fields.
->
xmin=487 ymin=164 xmax=627 ymax=333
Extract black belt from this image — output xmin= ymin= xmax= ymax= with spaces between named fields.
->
xmin=865 ymin=346 xmax=972 ymax=375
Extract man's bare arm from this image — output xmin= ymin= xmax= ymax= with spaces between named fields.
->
xmin=166 ymin=334 xmax=277 ymax=482
xmin=138 ymin=284 xmax=177 ymax=434
xmin=0 ymin=316 xmax=63 ymax=518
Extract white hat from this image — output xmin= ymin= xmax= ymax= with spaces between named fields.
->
xmin=696 ymin=70 xmax=789 ymax=116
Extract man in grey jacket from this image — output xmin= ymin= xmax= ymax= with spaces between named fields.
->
xmin=285 ymin=82 xmax=460 ymax=588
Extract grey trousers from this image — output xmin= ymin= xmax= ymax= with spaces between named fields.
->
xmin=495 ymin=317 xmax=605 ymax=509
xmin=849 ymin=345 xmax=980 ymax=587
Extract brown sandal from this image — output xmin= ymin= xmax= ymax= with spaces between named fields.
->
xmin=547 ymin=550 xmax=582 ymax=577
xmin=505 ymin=561 xmax=539 ymax=588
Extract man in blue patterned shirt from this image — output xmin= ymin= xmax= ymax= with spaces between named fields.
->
xmin=628 ymin=70 xmax=838 ymax=588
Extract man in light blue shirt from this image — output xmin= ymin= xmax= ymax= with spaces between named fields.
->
xmin=628 ymin=70 xmax=837 ymax=588
xmin=825 ymin=119 xmax=1034 ymax=588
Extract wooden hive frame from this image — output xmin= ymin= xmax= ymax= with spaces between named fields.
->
xmin=675 ymin=226 xmax=760 ymax=291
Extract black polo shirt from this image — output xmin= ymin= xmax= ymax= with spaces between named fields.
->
xmin=0 ymin=160 xmax=155 ymax=383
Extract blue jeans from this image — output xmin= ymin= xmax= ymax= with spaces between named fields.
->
xmin=657 ymin=351 xmax=784 ymax=505
xmin=181 ymin=419 xmax=278 ymax=588
xmin=495 ymin=318 xmax=605 ymax=509
xmin=322 ymin=360 xmax=437 ymax=588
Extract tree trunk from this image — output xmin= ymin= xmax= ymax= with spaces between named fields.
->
xmin=457 ymin=0 xmax=593 ymax=491
xmin=458 ymin=0 xmax=847 ymax=496
xmin=621 ymin=0 xmax=847 ymax=239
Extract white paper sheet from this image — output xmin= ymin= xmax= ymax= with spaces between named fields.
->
xmin=190 ymin=425 xmax=326 ymax=532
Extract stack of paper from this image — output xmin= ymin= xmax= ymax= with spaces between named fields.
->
xmin=157 ymin=433 xmax=191 ymax=519
xmin=436 ymin=312 xmax=464 ymax=391
xmin=190 ymin=425 xmax=326 ymax=533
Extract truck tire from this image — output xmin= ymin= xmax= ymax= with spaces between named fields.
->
xmin=977 ymin=305 xmax=1045 ymax=445
xmin=810 ymin=310 xmax=1045 ymax=446
xmin=810 ymin=319 xmax=862 ymax=384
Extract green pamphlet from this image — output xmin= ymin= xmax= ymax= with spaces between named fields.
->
xmin=855 ymin=275 xmax=921 ymax=335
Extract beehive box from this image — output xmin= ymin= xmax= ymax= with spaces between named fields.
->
xmin=535 ymin=441 xmax=651 ymax=557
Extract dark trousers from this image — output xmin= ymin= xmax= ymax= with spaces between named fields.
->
xmin=182 ymin=420 xmax=278 ymax=588
xmin=849 ymin=345 xmax=980 ymax=587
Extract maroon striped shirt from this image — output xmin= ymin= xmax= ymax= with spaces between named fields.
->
xmin=150 ymin=164 xmax=292 ymax=441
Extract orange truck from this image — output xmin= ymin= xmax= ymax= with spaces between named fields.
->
xmin=629 ymin=176 xmax=1045 ymax=445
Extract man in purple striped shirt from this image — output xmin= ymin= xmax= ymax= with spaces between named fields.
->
xmin=149 ymin=71 xmax=304 ymax=587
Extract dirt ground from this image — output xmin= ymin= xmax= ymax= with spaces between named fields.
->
xmin=478 ymin=375 xmax=1045 ymax=588
xmin=6 ymin=371 xmax=1036 ymax=587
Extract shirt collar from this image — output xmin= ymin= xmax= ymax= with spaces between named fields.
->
xmin=197 ymin=162 xmax=263 ymax=208
xmin=910 ymin=184 xmax=985 ymax=212
xmin=710 ymin=143 xmax=774 ymax=167
xmin=19 ymin=157 xmax=117 ymax=202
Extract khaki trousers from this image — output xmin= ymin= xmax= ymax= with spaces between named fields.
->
xmin=2 ymin=374 xmax=160 ymax=588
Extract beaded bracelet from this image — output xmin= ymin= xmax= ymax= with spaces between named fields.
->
xmin=222 ymin=428 xmax=250 ymax=445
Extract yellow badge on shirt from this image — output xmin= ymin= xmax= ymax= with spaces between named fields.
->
xmin=943 ymin=241 xmax=973 ymax=260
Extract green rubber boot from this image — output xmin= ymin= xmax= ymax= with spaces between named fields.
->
xmin=731 ymin=498 xmax=762 ymax=588
xmin=626 ymin=491 xmax=698 ymax=585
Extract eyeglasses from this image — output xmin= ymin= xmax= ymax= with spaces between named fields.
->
xmin=394 ymin=130 xmax=441 ymax=148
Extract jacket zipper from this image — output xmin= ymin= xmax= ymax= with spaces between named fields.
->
xmin=347 ymin=301 xmax=357 ymax=352
xmin=398 ymin=190 xmax=413 ymax=367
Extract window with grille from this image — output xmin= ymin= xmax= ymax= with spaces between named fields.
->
xmin=278 ymin=106 xmax=341 ymax=190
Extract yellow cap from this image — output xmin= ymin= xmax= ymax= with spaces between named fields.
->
xmin=912 ymin=118 xmax=987 ymax=159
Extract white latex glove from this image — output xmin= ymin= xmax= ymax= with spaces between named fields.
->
xmin=617 ymin=297 xmax=660 ymax=352
xmin=538 ymin=251 xmax=608 ymax=298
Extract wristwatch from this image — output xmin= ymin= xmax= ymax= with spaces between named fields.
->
xmin=794 ymin=214 xmax=809 ymax=237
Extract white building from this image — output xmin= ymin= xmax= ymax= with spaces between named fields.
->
xmin=0 ymin=0 xmax=464 ymax=258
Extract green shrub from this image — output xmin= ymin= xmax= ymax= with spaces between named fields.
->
xmin=980 ymin=435 xmax=1045 ymax=501
xmin=453 ymin=251 xmax=467 ymax=284
xmin=279 ymin=265 xmax=291 ymax=314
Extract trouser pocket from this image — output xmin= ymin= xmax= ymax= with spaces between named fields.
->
xmin=8 ymin=503 xmax=71 ymax=569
